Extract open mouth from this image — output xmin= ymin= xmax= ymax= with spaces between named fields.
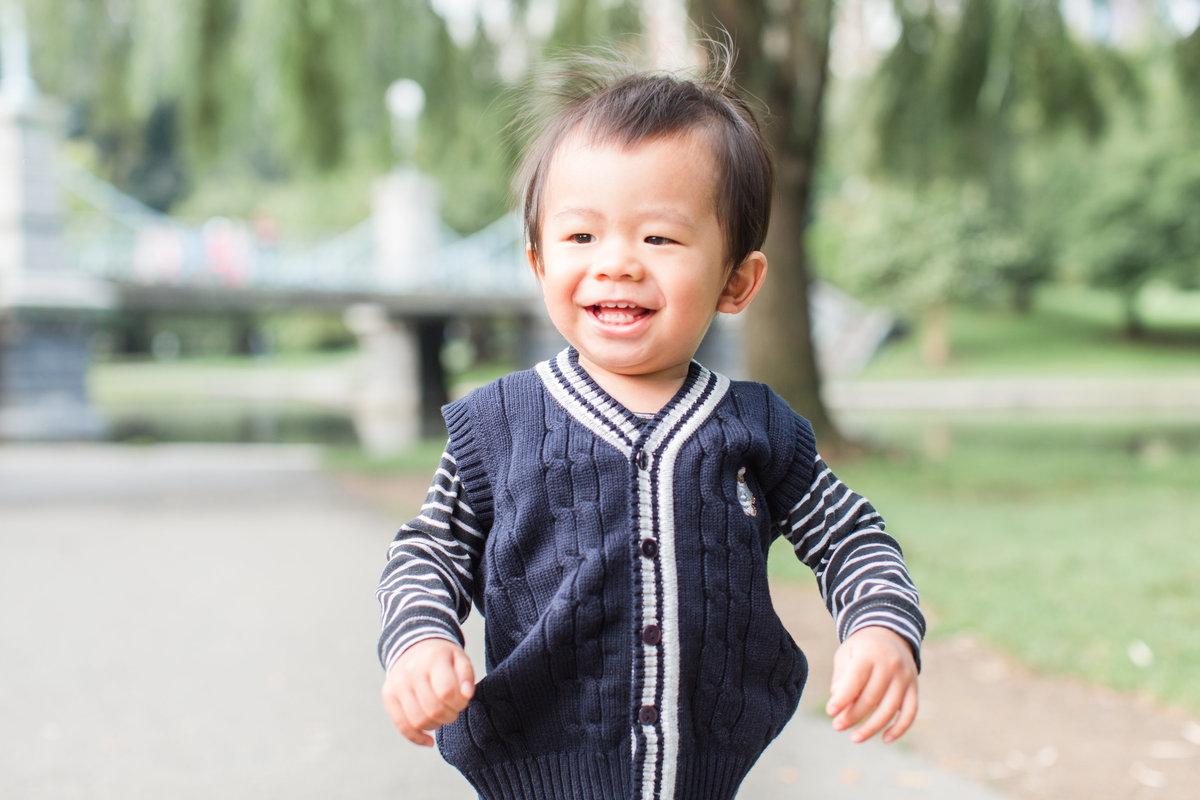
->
xmin=590 ymin=302 xmax=651 ymax=325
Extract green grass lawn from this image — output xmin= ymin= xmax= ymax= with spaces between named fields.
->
xmin=769 ymin=418 xmax=1200 ymax=713
xmin=861 ymin=284 xmax=1200 ymax=379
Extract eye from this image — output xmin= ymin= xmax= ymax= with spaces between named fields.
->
xmin=645 ymin=236 xmax=675 ymax=246
xmin=569 ymin=233 xmax=595 ymax=244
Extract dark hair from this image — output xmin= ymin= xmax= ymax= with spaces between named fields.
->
xmin=517 ymin=49 xmax=773 ymax=271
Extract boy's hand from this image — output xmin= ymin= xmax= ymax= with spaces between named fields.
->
xmin=381 ymin=639 xmax=476 ymax=747
xmin=826 ymin=626 xmax=918 ymax=744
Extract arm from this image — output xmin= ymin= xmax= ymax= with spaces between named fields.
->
xmin=376 ymin=444 xmax=483 ymax=746
xmin=778 ymin=453 xmax=925 ymax=742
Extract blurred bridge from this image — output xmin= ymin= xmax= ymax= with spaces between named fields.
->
xmin=58 ymin=160 xmax=540 ymax=317
xmin=47 ymin=160 xmax=559 ymax=453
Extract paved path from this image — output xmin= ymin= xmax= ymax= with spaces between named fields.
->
xmin=0 ymin=444 xmax=1013 ymax=799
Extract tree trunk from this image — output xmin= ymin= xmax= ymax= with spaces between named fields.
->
xmin=1123 ymin=289 xmax=1145 ymax=340
xmin=691 ymin=0 xmax=847 ymax=450
xmin=1012 ymin=280 xmax=1034 ymax=314
xmin=920 ymin=301 xmax=951 ymax=366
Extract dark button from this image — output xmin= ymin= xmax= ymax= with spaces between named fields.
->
xmin=642 ymin=624 xmax=662 ymax=646
xmin=634 ymin=449 xmax=651 ymax=470
xmin=638 ymin=705 xmax=658 ymax=726
xmin=640 ymin=539 xmax=658 ymax=559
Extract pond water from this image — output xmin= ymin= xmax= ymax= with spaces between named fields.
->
xmin=102 ymin=401 xmax=360 ymax=446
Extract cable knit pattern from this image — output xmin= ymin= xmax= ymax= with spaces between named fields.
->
xmin=377 ymin=348 xmax=925 ymax=800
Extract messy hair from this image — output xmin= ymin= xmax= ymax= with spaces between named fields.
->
xmin=515 ymin=43 xmax=773 ymax=271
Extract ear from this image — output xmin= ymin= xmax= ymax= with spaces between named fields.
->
xmin=716 ymin=251 xmax=767 ymax=314
xmin=526 ymin=245 xmax=545 ymax=282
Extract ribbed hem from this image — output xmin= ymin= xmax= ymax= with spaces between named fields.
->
xmin=461 ymin=752 xmax=628 ymax=800
xmin=675 ymin=750 xmax=759 ymax=800
xmin=457 ymin=749 xmax=759 ymax=800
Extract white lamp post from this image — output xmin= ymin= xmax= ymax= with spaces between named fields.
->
xmin=385 ymin=78 xmax=425 ymax=166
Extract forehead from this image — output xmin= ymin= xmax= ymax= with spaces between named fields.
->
xmin=544 ymin=128 xmax=721 ymax=209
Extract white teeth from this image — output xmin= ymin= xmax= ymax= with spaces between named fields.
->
xmin=597 ymin=302 xmax=637 ymax=309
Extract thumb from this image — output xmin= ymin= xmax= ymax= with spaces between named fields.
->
xmin=453 ymin=649 xmax=476 ymax=699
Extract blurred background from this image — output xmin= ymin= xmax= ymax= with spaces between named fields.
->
xmin=1 ymin=1 xmax=1198 ymax=798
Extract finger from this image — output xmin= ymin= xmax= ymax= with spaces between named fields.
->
xmin=452 ymin=649 xmax=476 ymax=700
xmin=428 ymin=661 xmax=469 ymax=714
xmin=399 ymin=719 xmax=436 ymax=748
xmin=387 ymin=686 xmax=435 ymax=747
xmin=847 ymin=682 xmax=905 ymax=743
xmin=826 ymin=658 xmax=872 ymax=718
xmin=412 ymin=676 xmax=461 ymax=729
xmin=398 ymin=681 xmax=444 ymax=742
xmin=834 ymin=670 xmax=891 ymax=733
xmin=882 ymin=684 xmax=919 ymax=744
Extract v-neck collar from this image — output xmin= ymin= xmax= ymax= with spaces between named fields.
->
xmin=534 ymin=347 xmax=728 ymax=457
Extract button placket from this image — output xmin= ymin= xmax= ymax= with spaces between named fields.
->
xmin=632 ymin=443 xmax=662 ymax=738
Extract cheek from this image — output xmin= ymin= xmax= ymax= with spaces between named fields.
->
xmin=538 ymin=270 xmax=578 ymax=306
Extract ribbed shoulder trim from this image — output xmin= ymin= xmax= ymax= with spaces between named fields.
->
xmin=441 ymin=392 xmax=495 ymax=532
xmin=441 ymin=367 xmax=548 ymax=533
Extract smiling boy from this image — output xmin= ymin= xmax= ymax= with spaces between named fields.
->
xmin=377 ymin=61 xmax=924 ymax=800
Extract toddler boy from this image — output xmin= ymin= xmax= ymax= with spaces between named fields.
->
xmin=377 ymin=58 xmax=924 ymax=800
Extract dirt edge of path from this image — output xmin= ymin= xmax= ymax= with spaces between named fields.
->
xmin=771 ymin=582 xmax=1200 ymax=800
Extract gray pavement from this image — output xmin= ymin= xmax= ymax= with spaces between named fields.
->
xmin=0 ymin=444 xmax=1012 ymax=799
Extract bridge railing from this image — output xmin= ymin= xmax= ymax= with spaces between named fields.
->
xmin=56 ymin=158 xmax=536 ymax=299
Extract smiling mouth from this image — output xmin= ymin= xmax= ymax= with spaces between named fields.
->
xmin=590 ymin=302 xmax=651 ymax=325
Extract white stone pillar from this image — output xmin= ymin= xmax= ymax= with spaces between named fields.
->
xmin=370 ymin=167 xmax=442 ymax=291
xmin=0 ymin=85 xmax=114 ymax=439
xmin=343 ymin=303 xmax=421 ymax=456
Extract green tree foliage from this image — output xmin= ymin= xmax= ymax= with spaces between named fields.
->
xmin=190 ymin=0 xmax=239 ymax=161
xmin=872 ymin=0 xmax=1107 ymax=191
xmin=833 ymin=0 xmax=1199 ymax=359
xmin=21 ymin=0 xmax=644 ymax=233
xmin=1064 ymin=91 xmax=1200 ymax=337
xmin=1173 ymin=20 xmax=1200 ymax=115
xmin=836 ymin=183 xmax=1041 ymax=312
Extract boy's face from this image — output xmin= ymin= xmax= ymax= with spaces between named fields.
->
xmin=530 ymin=129 xmax=762 ymax=398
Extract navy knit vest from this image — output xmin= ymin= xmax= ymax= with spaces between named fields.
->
xmin=438 ymin=349 xmax=818 ymax=800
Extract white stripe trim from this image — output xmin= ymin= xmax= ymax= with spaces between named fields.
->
xmin=535 ymin=354 xmax=636 ymax=458
xmin=534 ymin=350 xmax=732 ymax=799
xmin=552 ymin=350 xmax=641 ymax=442
xmin=639 ymin=367 xmax=729 ymax=800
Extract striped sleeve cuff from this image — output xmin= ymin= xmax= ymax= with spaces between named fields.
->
xmin=838 ymin=596 xmax=926 ymax=670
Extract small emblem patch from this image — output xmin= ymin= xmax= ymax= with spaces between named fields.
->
xmin=736 ymin=467 xmax=757 ymax=517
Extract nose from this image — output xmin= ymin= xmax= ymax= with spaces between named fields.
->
xmin=590 ymin=238 xmax=644 ymax=281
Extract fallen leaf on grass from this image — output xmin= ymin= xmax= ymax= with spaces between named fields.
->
xmin=1127 ymin=639 xmax=1155 ymax=668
